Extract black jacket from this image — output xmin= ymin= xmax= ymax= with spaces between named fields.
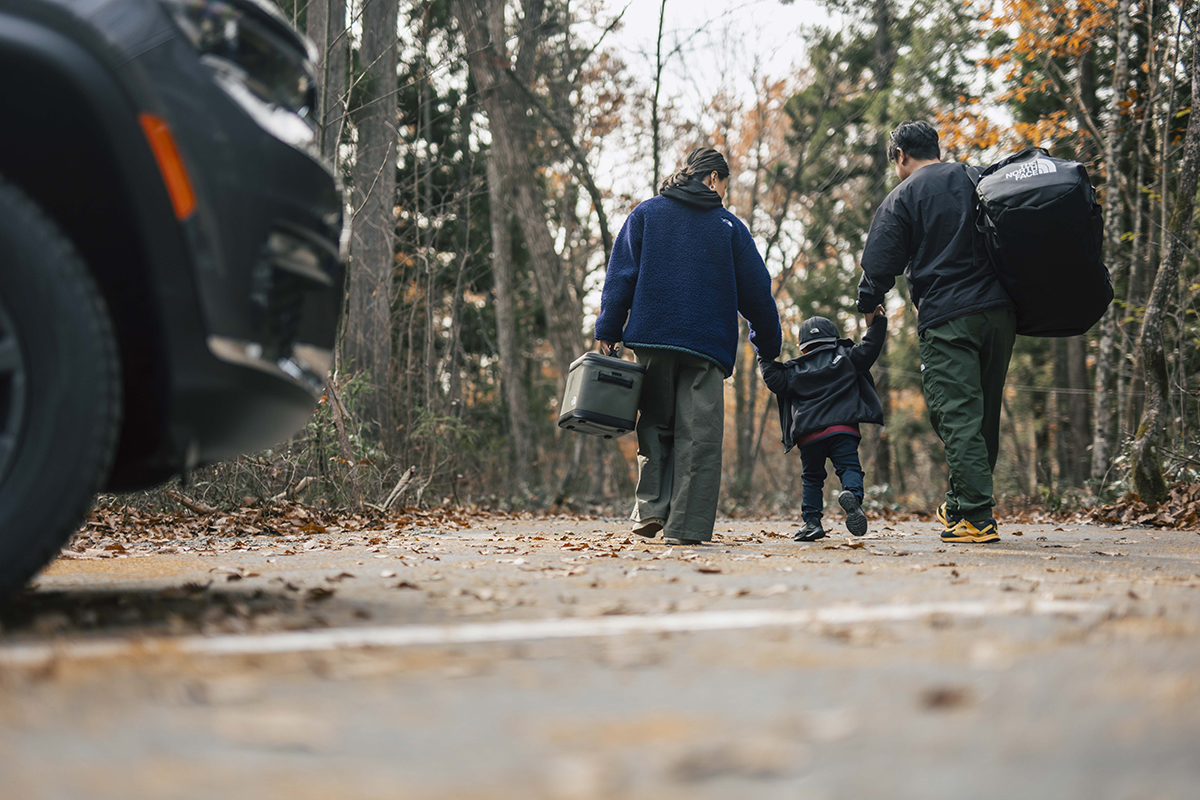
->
xmin=856 ymin=162 xmax=1011 ymax=332
xmin=759 ymin=316 xmax=887 ymax=453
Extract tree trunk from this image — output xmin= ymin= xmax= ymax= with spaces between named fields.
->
xmin=1120 ymin=10 xmax=1156 ymax=441
xmin=306 ymin=0 xmax=349 ymax=163
xmin=1034 ymin=390 xmax=1053 ymax=491
xmin=1067 ymin=335 xmax=1090 ymax=487
xmin=346 ymin=0 xmax=399 ymax=434
xmin=1053 ymin=338 xmax=1074 ymax=489
xmin=447 ymin=78 xmax=477 ymax=414
xmin=1065 ymin=48 xmax=1099 ymax=489
xmin=868 ymin=0 xmax=895 ymax=491
xmin=1090 ymin=0 xmax=1130 ymax=481
xmin=417 ymin=25 xmax=438 ymax=414
xmin=453 ymin=0 xmax=582 ymax=384
xmin=1122 ymin=114 xmax=1155 ymax=438
xmin=486 ymin=155 xmax=533 ymax=492
xmin=1131 ymin=7 xmax=1200 ymax=504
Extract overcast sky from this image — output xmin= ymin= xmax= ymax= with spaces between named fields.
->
xmin=604 ymin=0 xmax=836 ymax=110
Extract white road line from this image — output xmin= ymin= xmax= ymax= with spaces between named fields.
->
xmin=0 ymin=599 xmax=1105 ymax=667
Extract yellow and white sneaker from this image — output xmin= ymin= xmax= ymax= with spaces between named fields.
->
xmin=941 ymin=517 xmax=1001 ymax=543
xmin=935 ymin=502 xmax=960 ymax=532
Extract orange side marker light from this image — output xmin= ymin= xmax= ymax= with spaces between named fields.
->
xmin=138 ymin=113 xmax=196 ymax=220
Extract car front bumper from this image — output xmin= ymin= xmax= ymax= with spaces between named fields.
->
xmin=101 ymin=0 xmax=346 ymax=474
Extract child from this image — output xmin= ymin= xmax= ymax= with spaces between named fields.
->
xmin=759 ymin=309 xmax=887 ymax=541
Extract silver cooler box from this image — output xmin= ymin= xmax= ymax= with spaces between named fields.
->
xmin=558 ymin=353 xmax=646 ymax=438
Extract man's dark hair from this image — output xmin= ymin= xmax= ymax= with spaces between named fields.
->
xmin=887 ymin=121 xmax=941 ymax=162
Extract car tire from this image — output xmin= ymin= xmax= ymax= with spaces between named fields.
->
xmin=0 ymin=177 xmax=122 ymax=594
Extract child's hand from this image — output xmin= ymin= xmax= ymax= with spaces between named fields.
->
xmin=865 ymin=304 xmax=886 ymax=325
xmin=874 ymin=304 xmax=886 ymax=320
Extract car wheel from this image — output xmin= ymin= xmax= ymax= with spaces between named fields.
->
xmin=0 ymin=177 xmax=122 ymax=594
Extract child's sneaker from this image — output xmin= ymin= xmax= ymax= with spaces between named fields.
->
xmin=838 ymin=490 xmax=868 ymax=536
xmin=941 ymin=518 xmax=1001 ymax=543
xmin=794 ymin=520 xmax=825 ymax=542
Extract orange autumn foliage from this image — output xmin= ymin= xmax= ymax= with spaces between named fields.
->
xmin=943 ymin=0 xmax=1117 ymax=157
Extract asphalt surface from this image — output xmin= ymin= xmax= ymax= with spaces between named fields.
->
xmin=1 ymin=514 xmax=1198 ymax=799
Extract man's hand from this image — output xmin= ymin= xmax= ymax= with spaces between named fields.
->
xmin=598 ymin=340 xmax=619 ymax=356
xmin=863 ymin=304 xmax=886 ymax=326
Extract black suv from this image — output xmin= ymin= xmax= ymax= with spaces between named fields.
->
xmin=0 ymin=0 xmax=345 ymax=590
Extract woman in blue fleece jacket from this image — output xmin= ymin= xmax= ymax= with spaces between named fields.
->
xmin=595 ymin=148 xmax=781 ymax=544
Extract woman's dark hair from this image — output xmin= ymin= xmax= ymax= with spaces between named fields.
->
xmin=659 ymin=147 xmax=730 ymax=193
xmin=887 ymin=121 xmax=941 ymax=162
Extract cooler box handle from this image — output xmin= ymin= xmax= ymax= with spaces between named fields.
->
xmin=597 ymin=372 xmax=634 ymax=389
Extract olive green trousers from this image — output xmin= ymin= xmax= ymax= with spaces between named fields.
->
xmin=630 ymin=348 xmax=725 ymax=542
xmin=918 ymin=307 xmax=1017 ymax=521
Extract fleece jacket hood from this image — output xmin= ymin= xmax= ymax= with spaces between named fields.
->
xmin=594 ymin=195 xmax=782 ymax=376
xmin=659 ymin=177 xmax=724 ymax=210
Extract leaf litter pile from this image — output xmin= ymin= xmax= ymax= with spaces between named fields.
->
xmin=64 ymin=499 xmax=487 ymax=561
xmin=1093 ymin=483 xmax=1200 ymax=530
xmin=0 ymin=501 xmax=588 ymax=639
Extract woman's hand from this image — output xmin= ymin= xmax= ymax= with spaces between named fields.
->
xmin=598 ymin=340 xmax=620 ymax=356
xmin=864 ymin=304 xmax=886 ymax=326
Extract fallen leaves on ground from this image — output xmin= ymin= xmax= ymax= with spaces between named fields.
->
xmin=64 ymin=501 xmax=596 ymax=561
xmin=1093 ymin=483 xmax=1200 ymax=530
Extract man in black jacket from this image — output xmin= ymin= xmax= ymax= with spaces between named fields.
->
xmin=760 ymin=312 xmax=887 ymax=541
xmin=857 ymin=121 xmax=1015 ymax=544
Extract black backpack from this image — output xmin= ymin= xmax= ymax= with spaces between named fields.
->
xmin=972 ymin=147 xmax=1113 ymax=337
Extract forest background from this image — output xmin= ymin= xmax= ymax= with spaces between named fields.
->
xmin=154 ymin=0 xmax=1200 ymax=520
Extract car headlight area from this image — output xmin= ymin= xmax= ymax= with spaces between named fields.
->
xmin=160 ymin=0 xmax=317 ymax=148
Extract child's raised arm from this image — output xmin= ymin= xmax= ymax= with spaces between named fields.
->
xmin=850 ymin=308 xmax=887 ymax=372
xmin=758 ymin=356 xmax=787 ymax=396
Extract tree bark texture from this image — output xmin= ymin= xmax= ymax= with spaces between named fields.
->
xmin=306 ymin=0 xmax=349 ymax=164
xmin=453 ymin=0 xmax=583 ymax=384
xmin=1121 ymin=22 xmax=1156 ymax=439
xmin=502 ymin=66 xmax=613 ymax=264
xmin=869 ymin=0 xmax=895 ymax=490
xmin=1089 ymin=0 xmax=1130 ymax=481
xmin=347 ymin=0 xmax=399 ymax=431
xmin=1053 ymin=338 xmax=1075 ymax=488
xmin=1131 ymin=9 xmax=1200 ymax=504
xmin=486 ymin=155 xmax=534 ymax=491
xmin=1067 ymin=335 xmax=1090 ymax=487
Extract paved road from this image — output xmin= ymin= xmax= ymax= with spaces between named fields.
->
xmin=1 ymin=515 xmax=1198 ymax=799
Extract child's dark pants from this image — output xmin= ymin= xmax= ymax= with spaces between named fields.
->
xmin=799 ymin=433 xmax=864 ymax=524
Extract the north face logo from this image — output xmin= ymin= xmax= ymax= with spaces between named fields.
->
xmin=810 ymin=328 xmax=819 ymax=334
xmin=1007 ymin=158 xmax=1057 ymax=181
xmin=723 ymin=219 xmax=733 ymax=227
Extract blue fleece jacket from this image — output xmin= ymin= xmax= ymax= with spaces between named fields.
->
xmin=594 ymin=195 xmax=782 ymax=376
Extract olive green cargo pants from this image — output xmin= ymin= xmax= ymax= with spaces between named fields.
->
xmin=918 ymin=307 xmax=1017 ymax=521
xmin=630 ymin=348 xmax=725 ymax=542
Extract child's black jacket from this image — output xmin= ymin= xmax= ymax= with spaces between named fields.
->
xmin=759 ymin=316 xmax=887 ymax=452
